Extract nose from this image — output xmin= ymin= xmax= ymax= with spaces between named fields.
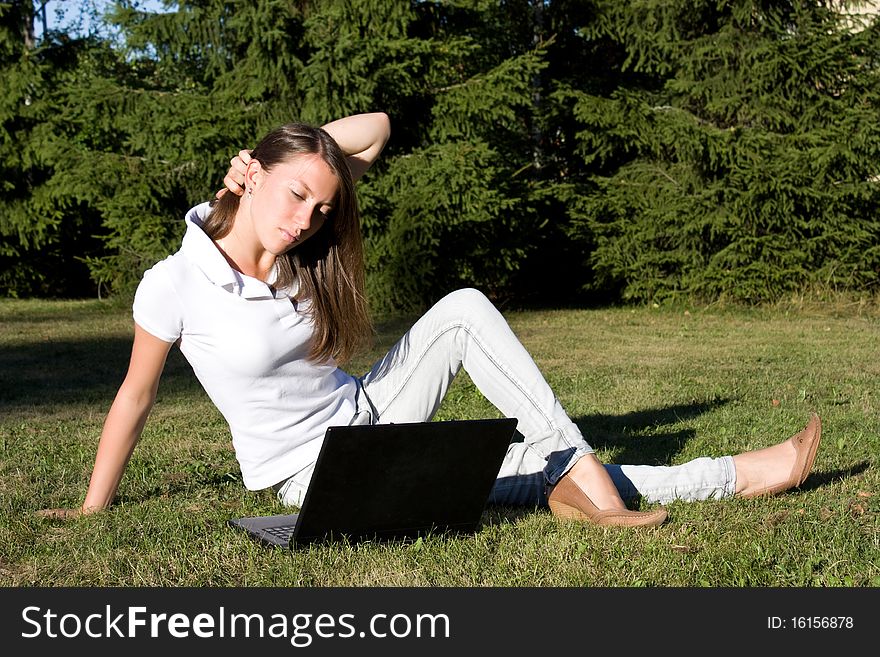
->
xmin=294 ymin=205 xmax=312 ymax=232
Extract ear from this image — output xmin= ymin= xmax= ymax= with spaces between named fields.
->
xmin=244 ymin=159 xmax=264 ymax=194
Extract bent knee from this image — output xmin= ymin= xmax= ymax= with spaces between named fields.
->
xmin=438 ymin=287 xmax=492 ymax=311
xmin=433 ymin=287 xmax=498 ymax=322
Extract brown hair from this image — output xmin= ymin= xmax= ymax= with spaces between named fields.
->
xmin=205 ymin=123 xmax=371 ymax=364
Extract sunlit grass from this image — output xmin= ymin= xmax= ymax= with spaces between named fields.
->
xmin=0 ymin=297 xmax=877 ymax=587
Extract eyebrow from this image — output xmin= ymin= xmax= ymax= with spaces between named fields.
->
xmin=292 ymin=180 xmax=335 ymax=210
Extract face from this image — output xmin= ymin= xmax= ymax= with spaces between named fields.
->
xmin=245 ymin=153 xmax=339 ymax=255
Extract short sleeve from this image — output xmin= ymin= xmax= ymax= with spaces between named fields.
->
xmin=132 ymin=261 xmax=183 ymax=343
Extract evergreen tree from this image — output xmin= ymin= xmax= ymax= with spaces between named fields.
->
xmin=355 ymin=0 xmax=554 ymax=312
xmin=79 ymin=0 xmax=559 ymax=310
xmin=562 ymin=0 xmax=880 ymax=303
xmin=70 ymin=0 xmax=311 ymax=294
xmin=7 ymin=0 xmax=876 ymax=308
xmin=0 ymin=1 xmax=114 ymax=296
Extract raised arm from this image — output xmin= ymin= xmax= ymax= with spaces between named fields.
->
xmin=217 ymin=112 xmax=391 ymax=198
xmin=321 ymin=111 xmax=391 ymax=181
xmin=39 ymin=324 xmax=173 ymax=517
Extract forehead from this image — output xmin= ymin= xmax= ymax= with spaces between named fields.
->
xmin=269 ymin=154 xmax=338 ymax=202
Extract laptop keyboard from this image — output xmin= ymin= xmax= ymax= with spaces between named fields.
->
xmin=263 ymin=524 xmax=297 ymax=541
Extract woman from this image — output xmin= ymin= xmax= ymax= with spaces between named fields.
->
xmin=41 ymin=112 xmax=821 ymax=527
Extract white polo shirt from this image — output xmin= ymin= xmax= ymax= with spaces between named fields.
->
xmin=132 ymin=203 xmax=358 ymax=490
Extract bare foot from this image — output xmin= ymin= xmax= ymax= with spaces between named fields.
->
xmin=733 ymin=413 xmax=822 ymax=498
xmin=733 ymin=441 xmax=796 ymax=496
xmin=564 ymin=453 xmax=629 ymax=511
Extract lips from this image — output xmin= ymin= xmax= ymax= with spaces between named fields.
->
xmin=279 ymin=228 xmax=299 ymax=244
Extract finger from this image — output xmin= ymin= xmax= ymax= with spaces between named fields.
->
xmin=231 ymin=157 xmax=248 ymax=176
xmin=224 ymin=174 xmax=243 ymax=194
xmin=35 ymin=508 xmax=81 ymax=520
xmin=215 ymin=188 xmax=227 ymax=199
xmin=223 ymin=174 xmax=245 ymax=196
xmin=240 ymin=149 xmax=252 ymax=164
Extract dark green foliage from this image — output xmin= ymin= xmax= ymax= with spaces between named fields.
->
xmin=0 ymin=1 xmax=103 ymax=296
xmin=361 ymin=5 xmax=551 ymax=311
xmin=3 ymin=0 xmax=553 ymax=307
xmin=73 ymin=0 xmax=310 ymax=293
xmin=563 ymin=0 xmax=880 ymax=303
xmin=1 ymin=0 xmax=878 ymax=308
xmin=288 ymin=0 xmax=558 ymax=312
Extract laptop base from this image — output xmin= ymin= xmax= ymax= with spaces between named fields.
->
xmin=228 ymin=514 xmax=299 ymax=548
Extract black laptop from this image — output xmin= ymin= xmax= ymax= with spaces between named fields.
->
xmin=228 ymin=417 xmax=518 ymax=548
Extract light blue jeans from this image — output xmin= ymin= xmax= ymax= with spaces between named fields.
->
xmin=277 ymin=288 xmax=737 ymax=508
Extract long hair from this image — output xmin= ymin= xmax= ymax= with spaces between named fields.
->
xmin=204 ymin=123 xmax=371 ymax=364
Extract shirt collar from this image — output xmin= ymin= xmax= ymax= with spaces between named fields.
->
xmin=181 ymin=202 xmax=295 ymax=300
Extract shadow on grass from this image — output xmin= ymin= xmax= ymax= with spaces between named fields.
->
xmin=0 ymin=314 xmax=419 ymax=412
xmin=113 ymin=467 xmax=243 ymax=508
xmin=573 ymin=398 xmax=732 ymax=465
xmin=482 ymin=505 xmax=542 ymax=526
xmin=797 ymin=461 xmax=871 ymax=495
xmin=0 ymin=337 xmax=199 ymax=409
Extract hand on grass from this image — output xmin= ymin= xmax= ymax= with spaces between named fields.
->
xmin=35 ymin=507 xmax=85 ymax=520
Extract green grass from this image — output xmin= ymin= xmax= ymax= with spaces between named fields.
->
xmin=0 ymin=297 xmax=877 ymax=587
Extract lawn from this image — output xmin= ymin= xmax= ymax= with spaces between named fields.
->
xmin=0 ymin=297 xmax=877 ymax=587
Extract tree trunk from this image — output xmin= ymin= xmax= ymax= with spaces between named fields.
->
xmin=17 ymin=0 xmax=36 ymax=49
